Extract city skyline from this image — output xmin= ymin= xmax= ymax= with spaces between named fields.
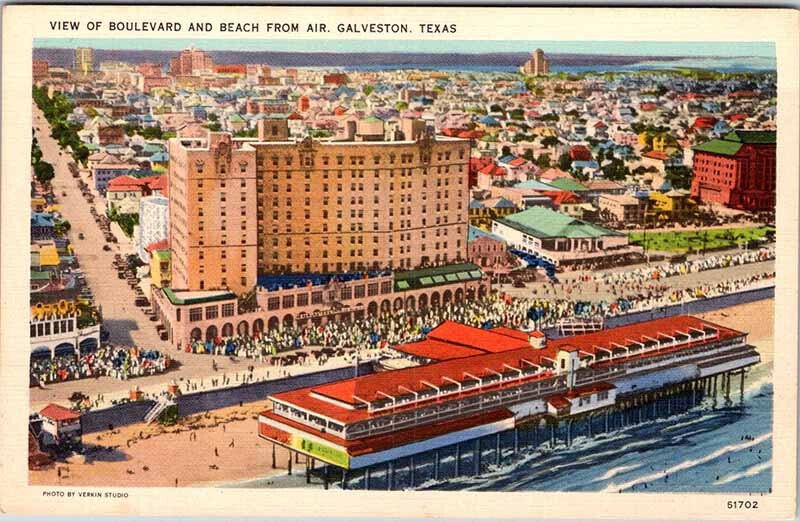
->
xmin=34 ymin=38 xmax=776 ymax=58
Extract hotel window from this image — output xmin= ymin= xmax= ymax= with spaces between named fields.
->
xmin=311 ymin=291 xmax=323 ymax=304
xmin=268 ymin=297 xmax=280 ymax=310
xmin=189 ymin=308 xmax=202 ymax=322
xmin=222 ymin=303 xmax=235 ymax=317
xmin=368 ymin=283 xmax=379 ymax=296
xmin=205 ymin=306 xmax=218 ymax=320
xmin=297 ymin=293 xmax=309 ymax=306
xmin=282 ymin=295 xmax=295 ymax=308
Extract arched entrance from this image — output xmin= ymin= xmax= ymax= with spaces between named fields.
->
xmin=31 ymin=346 xmax=51 ymax=359
xmin=79 ymin=337 xmax=98 ymax=353
xmin=418 ymin=293 xmax=428 ymax=309
xmin=467 ymin=288 xmax=475 ymax=300
xmin=54 ymin=342 xmax=75 ymax=356
xmin=393 ymin=297 xmax=404 ymax=311
xmin=367 ymin=301 xmax=378 ymax=316
xmin=455 ymin=288 xmax=464 ymax=302
xmin=237 ymin=320 xmax=249 ymax=337
xmin=253 ymin=318 xmax=264 ymax=335
xmin=478 ymin=285 xmax=488 ymax=299
xmin=268 ymin=316 xmax=280 ymax=330
xmin=431 ymin=291 xmax=441 ymax=308
xmin=205 ymin=325 xmax=218 ymax=342
xmin=380 ymin=299 xmax=391 ymax=314
xmin=443 ymin=290 xmax=453 ymax=305
xmin=190 ymin=328 xmax=202 ymax=342
xmin=222 ymin=322 xmax=234 ymax=337
xmin=283 ymin=314 xmax=294 ymax=328
xmin=405 ymin=295 xmax=416 ymax=310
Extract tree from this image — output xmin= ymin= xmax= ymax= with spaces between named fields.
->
xmin=602 ymin=159 xmax=630 ymax=181
xmin=207 ymin=113 xmax=219 ymax=122
xmin=362 ymin=85 xmax=374 ymax=96
xmin=33 ymin=161 xmax=55 ymax=184
xmin=141 ymin=126 xmax=163 ymax=140
xmin=557 ymin=152 xmax=572 ymax=171
xmin=54 ymin=219 xmax=71 ymax=237
xmin=665 ymin=165 xmax=693 ymax=190
xmin=535 ymin=154 xmax=551 ymax=168
xmin=541 ymin=135 xmax=559 ymax=148
xmin=501 ymin=146 xmax=512 ymax=157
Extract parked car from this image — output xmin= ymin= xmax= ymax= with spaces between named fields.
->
xmin=78 ymin=232 xmax=85 ymax=240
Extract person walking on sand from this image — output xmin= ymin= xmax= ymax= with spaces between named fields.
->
xmin=214 ymin=447 xmax=219 ymax=457
xmin=229 ymin=438 xmax=235 ymax=448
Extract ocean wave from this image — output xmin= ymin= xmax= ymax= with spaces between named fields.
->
xmin=596 ymin=463 xmax=644 ymax=482
xmin=713 ymin=461 xmax=772 ymax=486
xmin=603 ymin=432 xmax=772 ymax=492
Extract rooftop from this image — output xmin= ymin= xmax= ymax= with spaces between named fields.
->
xmin=269 ymin=315 xmax=742 ymax=424
xmin=497 ymin=207 xmax=623 ymax=240
xmin=393 ymin=263 xmax=482 ymax=292
xmin=162 ymin=288 xmax=236 ymax=306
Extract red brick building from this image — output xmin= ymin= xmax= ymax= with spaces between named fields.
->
xmin=32 ymin=60 xmax=49 ymax=80
xmin=690 ymin=130 xmax=776 ymax=212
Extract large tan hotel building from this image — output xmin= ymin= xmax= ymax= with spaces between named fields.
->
xmin=153 ymin=118 xmax=488 ymax=346
xmin=169 ymin=118 xmax=471 ymax=295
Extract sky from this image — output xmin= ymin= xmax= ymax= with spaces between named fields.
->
xmin=33 ymin=38 xmax=775 ymax=58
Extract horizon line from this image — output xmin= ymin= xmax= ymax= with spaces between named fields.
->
xmin=32 ymin=38 xmax=776 ymax=59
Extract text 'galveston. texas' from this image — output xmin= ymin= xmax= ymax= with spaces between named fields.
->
xmin=26 ymin=35 xmax=778 ymax=497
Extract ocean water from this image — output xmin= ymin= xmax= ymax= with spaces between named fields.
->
xmin=418 ymin=362 xmax=773 ymax=493
xmin=343 ymin=56 xmax=775 ymax=74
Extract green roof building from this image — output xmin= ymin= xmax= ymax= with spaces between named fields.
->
xmin=491 ymin=207 xmax=636 ymax=265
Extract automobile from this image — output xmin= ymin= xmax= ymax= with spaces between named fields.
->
xmin=78 ymin=232 xmax=85 ymax=240
xmin=102 ymin=244 xmax=111 ymax=251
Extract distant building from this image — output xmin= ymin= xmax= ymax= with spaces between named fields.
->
xmin=32 ymin=60 xmax=49 ymax=80
xmin=491 ymin=206 xmax=640 ymax=266
xmin=323 ymin=73 xmax=349 ymax=85
xmin=169 ymin=47 xmax=213 ymax=76
xmin=467 ymin=226 xmax=508 ymax=270
xmin=38 ymin=404 xmax=82 ymax=451
xmin=149 ymin=247 xmax=171 ymax=289
xmin=74 ymin=47 xmax=93 ymax=74
xmin=137 ymin=195 xmax=169 ymax=263
xmin=690 ymin=130 xmax=776 ymax=212
xmin=598 ymin=194 xmax=646 ymax=223
xmin=521 ymin=49 xmax=550 ymax=76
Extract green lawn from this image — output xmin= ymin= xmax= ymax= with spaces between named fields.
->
xmin=629 ymin=226 xmax=774 ymax=253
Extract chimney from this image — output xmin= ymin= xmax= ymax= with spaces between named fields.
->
xmin=257 ymin=118 xmax=289 ymax=141
xmin=529 ymin=330 xmax=546 ymax=349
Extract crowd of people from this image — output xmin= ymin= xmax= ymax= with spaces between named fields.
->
xmin=30 ymin=345 xmax=171 ymax=385
xmin=590 ymin=248 xmax=774 ymax=286
xmin=175 ymin=266 xmax=775 ymax=362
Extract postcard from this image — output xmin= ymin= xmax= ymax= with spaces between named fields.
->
xmin=1 ymin=5 xmax=798 ymax=520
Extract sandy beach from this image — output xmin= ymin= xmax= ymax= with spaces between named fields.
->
xmin=30 ymin=299 xmax=774 ymax=488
